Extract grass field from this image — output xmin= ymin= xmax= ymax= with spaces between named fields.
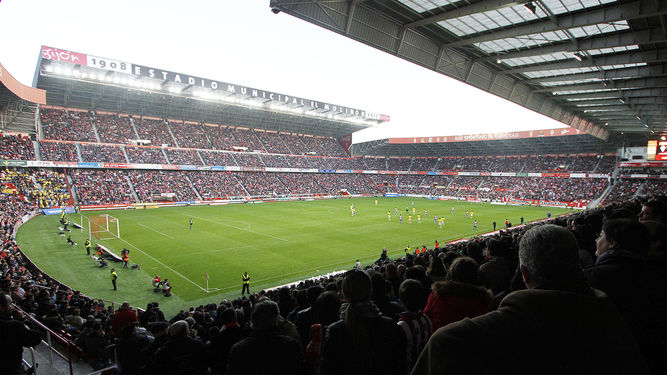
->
xmin=16 ymin=197 xmax=573 ymax=316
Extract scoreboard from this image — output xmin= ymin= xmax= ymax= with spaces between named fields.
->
xmin=647 ymin=140 xmax=667 ymax=161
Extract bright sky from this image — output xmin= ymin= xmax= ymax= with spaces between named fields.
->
xmin=0 ymin=0 xmax=568 ymax=143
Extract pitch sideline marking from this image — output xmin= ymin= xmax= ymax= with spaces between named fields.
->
xmin=113 ymin=236 xmax=210 ymax=293
xmin=186 ymin=214 xmax=289 ymax=242
xmin=137 ymin=223 xmax=175 ymax=239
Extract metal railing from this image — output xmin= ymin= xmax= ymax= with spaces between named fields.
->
xmin=14 ymin=304 xmax=77 ymax=375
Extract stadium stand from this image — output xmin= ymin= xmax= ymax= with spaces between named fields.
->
xmin=135 ymin=118 xmax=175 ymax=147
xmin=69 ymin=170 xmax=134 ymax=206
xmin=125 ymin=145 xmax=167 ymax=164
xmin=39 ymin=141 xmax=79 ymax=162
xmin=40 ymin=108 xmax=96 ymax=142
xmin=129 ymin=170 xmax=198 ymax=202
xmin=94 ymin=113 xmax=136 ymax=144
xmin=4 ymin=167 xmax=665 ymax=374
xmin=79 ymin=143 xmax=127 ymax=163
xmin=0 ymin=134 xmax=35 ymax=160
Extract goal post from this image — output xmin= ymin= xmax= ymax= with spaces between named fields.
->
xmin=89 ymin=214 xmax=120 ymax=240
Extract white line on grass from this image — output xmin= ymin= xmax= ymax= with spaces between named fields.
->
xmin=80 ymin=213 xmax=210 ymax=293
xmin=114 ymin=237 xmax=210 ymax=293
xmin=186 ymin=214 xmax=289 ymax=242
xmin=166 ymin=245 xmax=252 ymax=259
xmin=138 ymin=223 xmax=175 ymax=239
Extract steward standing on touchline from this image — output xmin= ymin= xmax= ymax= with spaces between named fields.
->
xmin=111 ymin=268 xmax=118 ymax=291
xmin=242 ymin=272 xmax=250 ymax=295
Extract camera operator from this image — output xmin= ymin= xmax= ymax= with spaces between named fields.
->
xmin=0 ymin=292 xmax=43 ymax=375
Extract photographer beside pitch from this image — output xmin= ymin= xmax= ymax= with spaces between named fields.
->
xmin=412 ymin=225 xmax=647 ymax=375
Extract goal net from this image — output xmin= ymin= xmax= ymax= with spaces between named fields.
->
xmin=89 ymin=214 xmax=120 ymax=240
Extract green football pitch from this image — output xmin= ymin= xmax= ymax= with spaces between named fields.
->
xmin=16 ymin=197 xmax=573 ymax=316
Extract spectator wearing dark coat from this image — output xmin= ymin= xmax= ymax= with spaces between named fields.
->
xmin=225 ymin=300 xmax=304 ymax=375
xmin=0 ymin=293 xmax=42 ymax=375
xmin=116 ymin=322 xmax=150 ymax=375
xmin=151 ymin=320 xmax=208 ymax=375
xmin=584 ymin=219 xmax=667 ymax=375
xmin=478 ymin=239 xmax=512 ymax=295
xmin=413 ymin=224 xmax=648 ymax=375
xmin=209 ymin=308 xmax=248 ymax=375
xmin=320 ymin=269 xmax=406 ymax=375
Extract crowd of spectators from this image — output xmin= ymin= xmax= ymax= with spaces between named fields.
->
xmin=207 ymin=126 xmax=237 ymax=151
xmin=234 ymin=172 xmax=291 ymax=196
xmin=254 ymin=130 xmax=290 ymax=154
xmin=232 ymin=152 xmax=265 ymax=168
xmin=94 ymin=114 xmax=136 ymax=144
xmin=640 ymin=179 xmax=667 ymax=196
xmin=126 ymin=146 xmax=167 ymax=164
xmin=199 ymin=151 xmax=237 ymax=167
xmin=169 ymin=122 xmax=212 ymax=149
xmin=0 ymin=134 xmax=34 ymax=160
xmin=69 ymin=170 xmax=134 ymax=206
xmin=166 ymin=149 xmax=203 ymax=166
xmin=39 ymin=141 xmax=79 ymax=162
xmin=189 ymin=171 xmax=247 ymax=199
xmin=363 ymin=157 xmax=387 ymax=170
xmin=284 ymin=155 xmax=314 ymax=169
xmin=129 ymin=170 xmax=199 ymax=202
xmin=2 ymin=165 xmax=666 ymax=374
xmin=79 ymin=144 xmax=127 ymax=163
xmin=135 ymin=119 xmax=175 ymax=147
xmin=386 ymin=158 xmax=413 ymax=171
xmin=603 ymin=179 xmax=644 ymax=205
xmin=231 ymin=128 xmax=264 ymax=152
xmin=259 ymin=154 xmax=290 ymax=169
xmin=40 ymin=108 xmax=96 ymax=142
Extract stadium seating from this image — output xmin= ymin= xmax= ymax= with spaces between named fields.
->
xmin=0 ymin=134 xmax=34 ymax=160
xmin=79 ymin=143 xmax=127 ymax=163
xmin=70 ymin=169 xmax=134 ymax=205
xmin=94 ymin=113 xmax=136 ymax=144
xmin=39 ymin=141 xmax=79 ymax=162
xmin=4 ymin=167 xmax=665 ymax=374
xmin=40 ymin=108 xmax=96 ymax=142
xmin=125 ymin=145 xmax=167 ymax=164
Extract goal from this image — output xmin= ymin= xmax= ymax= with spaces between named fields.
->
xmin=89 ymin=214 xmax=120 ymax=240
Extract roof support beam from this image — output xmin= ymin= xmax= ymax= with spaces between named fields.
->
xmin=405 ymin=0 xmax=521 ymax=29
xmin=476 ymin=29 xmax=667 ymax=62
xmin=443 ymin=0 xmax=667 ymax=49
xmin=526 ymin=64 xmax=667 ymax=84
xmin=502 ymin=49 xmax=667 ymax=74
xmin=533 ymin=77 xmax=667 ymax=93
xmin=556 ymin=88 xmax=667 ymax=100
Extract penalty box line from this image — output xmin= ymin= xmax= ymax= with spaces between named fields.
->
xmin=186 ymin=214 xmax=289 ymax=242
xmin=79 ymin=213 xmax=211 ymax=293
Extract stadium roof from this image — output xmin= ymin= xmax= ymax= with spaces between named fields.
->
xmin=351 ymin=127 xmax=616 ymax=156
xmin=0 ymin=63 xmax=45 ymax=134
xmin=33 ymin=47 xmax=388 ymax=139
xmin=268 ymin=0 xmax=667 ymax=141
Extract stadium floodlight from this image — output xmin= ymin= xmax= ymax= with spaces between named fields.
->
xmin=55 ymin=66 xmax=63 ymax=74
xmin=45 ymin=65 xmax=54 ymax=73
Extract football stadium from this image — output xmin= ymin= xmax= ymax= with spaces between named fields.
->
xmin=1 ymin=1 xmax=666 ymax=374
